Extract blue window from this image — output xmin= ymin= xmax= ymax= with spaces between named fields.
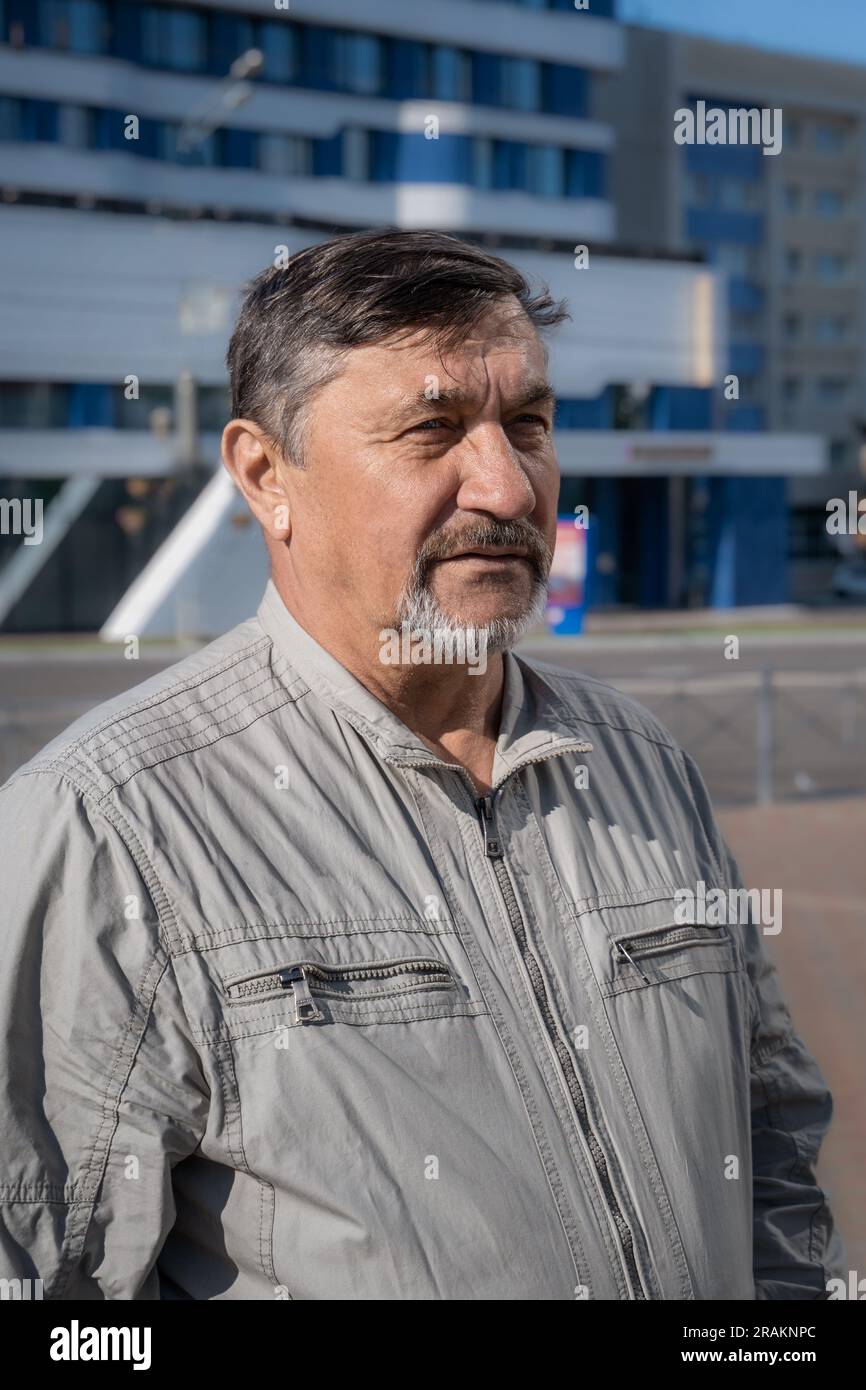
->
xmin=370 ymin=130 xmax=397 ymax=182
xmin=140 ymin=5 xmax=207 ymax=71
xmin=221 ymin=127 xmax=258 ymax=169
xmin=20 ymin=98 xmax=59 ymax=142
xmin=472 ymin=139 xmax=494 ymax=190
xmin=111 ymin=0 xmax=141 ymax=62
xmin=565 ymin=148 xmax=605 ymax=197
xmin=302 ymin=26 xmax=339 ymax=90
xmin=649 ymin=387 xmax=712 ymax=431
xmin=386 ymin=39 xmax=429 ymax=99
xmin=471 ymin=52 xmax=501 ymax=106
xmin=313 ymin=131 xmax=342 ymax=176
xmin=526 ymin=145 xmax=564 ymax=197
xmin=260 ymin=21 xmax=299 ymax=83
xmin=68 ymin=383 xmax=115 ymax=428
xmin=542 ymin=64 xmax=588 ymax=117
xmin=368 ymin=131 xmax=471 ymax=183
xmin=556 ymin=390 xmax=614 ymax=429
xmin=208 ymin=12 xmax=256 ymax=77
xmin=38 ymin=0 xmax=107 ymax=53
xmin=500 ymin=58 xmax=541 ymax=112
xmin=0 ymin=97 xmax=21 ymax=140
xmin=337 ymin=33 xmax=382 ymax=94
xmin=431 ymin=47 xmax=470 ymax=102
xmin=493 ymin=140 xmax=526 ymax=191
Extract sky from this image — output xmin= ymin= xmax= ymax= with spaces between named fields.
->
xmin=617 ymin=0 xmax=866 ymax=66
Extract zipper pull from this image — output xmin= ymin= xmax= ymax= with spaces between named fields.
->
xmin=477 ymin=794 xmax=503 ymax=858
xmin=279 ymin=965 xmax=324 ymax=1024
xmin=616 ymin=941 xmax=651 ymax=985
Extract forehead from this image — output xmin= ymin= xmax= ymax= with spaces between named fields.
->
xmin=338 ymin=300 xmax=545 ymax=392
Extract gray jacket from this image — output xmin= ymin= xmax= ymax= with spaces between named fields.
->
xmin=0 ymin=579 xmax=846 ymax=1299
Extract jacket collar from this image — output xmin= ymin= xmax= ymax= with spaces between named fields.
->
xmin=257 ymin=579 xmax=592 ymax=787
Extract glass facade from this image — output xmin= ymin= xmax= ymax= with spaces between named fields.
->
xmin=9 ymin=2 xmax=594 ymax=120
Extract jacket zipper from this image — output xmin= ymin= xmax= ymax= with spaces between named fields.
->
xmin=477 ymin=789 xmax=648 ymax=1301
xmin=229 ymin=957 xmax=454 ymax=1024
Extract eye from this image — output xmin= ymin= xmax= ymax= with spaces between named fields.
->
xmin=407 ymin=417 xmax=452 ymax=433
xmin=510 ymin=413 xmax=549 ymax=429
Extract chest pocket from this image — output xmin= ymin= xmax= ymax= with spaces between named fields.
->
xmin=223 ymin=953 xmax=467 ymax=1026
xmin=571 ymin=892 xmax=743 ymax=1000
xmin=204 ymin=924 xmax=491 ymax=1040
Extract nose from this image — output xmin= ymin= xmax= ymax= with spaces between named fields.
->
xmin=453 ymin=425 xmax=537 ymax=521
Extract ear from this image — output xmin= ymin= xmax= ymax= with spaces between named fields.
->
xmin=221 ymin=419 xmax=292 ymax=542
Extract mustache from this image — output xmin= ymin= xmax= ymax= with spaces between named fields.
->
xmin=414 ymin=519 xmax=552 ymax=581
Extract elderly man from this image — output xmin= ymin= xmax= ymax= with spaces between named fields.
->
xmin=0 ymin=230 xmax=844 ymax=1300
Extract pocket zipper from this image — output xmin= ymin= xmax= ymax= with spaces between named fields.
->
xmin=615 ymin=924 xmax=730 ymax=984
xmin=226 ymin=957 xmax=456 ymax=1024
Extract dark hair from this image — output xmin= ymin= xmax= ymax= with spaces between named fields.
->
xmin=226 ymin=228 xmax=569 ymax=466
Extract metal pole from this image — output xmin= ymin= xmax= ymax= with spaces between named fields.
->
xmin=756 ymin=665 xmax=774 ymax=805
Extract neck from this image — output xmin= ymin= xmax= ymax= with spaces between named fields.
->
xmin=271 ymin=574 xmax=506 ymax=796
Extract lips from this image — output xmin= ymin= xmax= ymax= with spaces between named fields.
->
xmin=444 ymin=549 xmax=529 ymax=561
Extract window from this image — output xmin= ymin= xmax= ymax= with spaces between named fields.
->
xmin=542 ymin=63 xmax=588 ymax=118
xmin=817 ymin=377 xmax=850 ymax=402
xmin=493 ymin=140 xmax=526 ymax=191
xmin=814 ymin=122 xmax=846 ymax=152
xmin=258 ymin=133 xmax=310 ymax=175
xmin=0 ymin=97 xmax=20 ymax=141
xmin=815 ymin=251 xmax=849 ymax=281
xmin=783 ymin=248 xmax=801 ymax=278
xmin=730 ymin=310 xmax=761 ymax=336
xmin=501 ymin=57 xmax=541 ymax=112
xmin=57 ymin=104 xmax=93 ymax=147
xmin=260 ymin=22 xmax=298 ymax=83
xmin=38 ymin=0 xmax=107 ymax=53
xmin=714 ymin=244 xmax=749 ymax=277
xmin=115 ymin=384 xmax=172 ymax=430
xmin=735 ymin=375 xmax=759 ymax=402
xmin=782 ymin=184 xmax=801 ymax=213
xmin=782 ymin=313 xmax=802 ymax=341
xmin=140 ymin=6 xmax=207 ymax=71
xmin=815 ymin=189 xmax=846 ymax=218
xmin=784 ymin=117 xmax=802 ymax=147
xmin=0 ymin=383 xmax=69 ymax=428
xmin=720 ymin=178 xmax=759 ymax=211
xmin=526 ymin=144 xmax=563 ymax=197
xmin=472 ymin=137 xmax=494 ymax=190
xmin=431 ymin=47 xmax=470 ymax=103
xmin=781 ymin=377 xmax=801 ymax=402
xmin=566 ymin=148 xmax=604 ymax=198
xmin=685 ymin=172 xmax=707 ymax=206
xmin=343 ymin=128 xmax=368 ymax=181
xmin=830 ymin=439 xmax=851 ymax=469
xmin=337 ymin=33 xmax=382 ymax=95
xmin=815 ymin=315 xmax=849 ymax=343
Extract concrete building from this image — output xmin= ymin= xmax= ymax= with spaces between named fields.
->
xmin=0 ymin=0 xmax=825 ymax=634
xmin=602 ymin=23 xmax=866 ymax=602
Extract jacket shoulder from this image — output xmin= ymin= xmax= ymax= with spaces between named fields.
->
xmin=520 ymin=654 xmax=683 ymax=754
xmin=4 ymin=617 xmax=304 ymax=803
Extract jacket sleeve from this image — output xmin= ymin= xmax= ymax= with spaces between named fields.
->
xmin=0 ymin=768 xmax=210 ymax=1299
xmin=681 ymin=750 xmax=847 ymax=1300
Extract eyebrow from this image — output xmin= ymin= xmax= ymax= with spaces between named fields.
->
xmin=387 ymin=379 xmax=556 ymax=425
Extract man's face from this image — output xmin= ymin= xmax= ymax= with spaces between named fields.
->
xmin=281 ymin=297 xmax=560 ymax=653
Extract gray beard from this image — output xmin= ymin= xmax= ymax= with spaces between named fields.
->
xmin=393 ymin=574 xmax=550 ymax=655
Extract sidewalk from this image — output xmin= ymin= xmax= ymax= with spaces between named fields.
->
xmin=717 ymin=796 xmax=866 ymax=1279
